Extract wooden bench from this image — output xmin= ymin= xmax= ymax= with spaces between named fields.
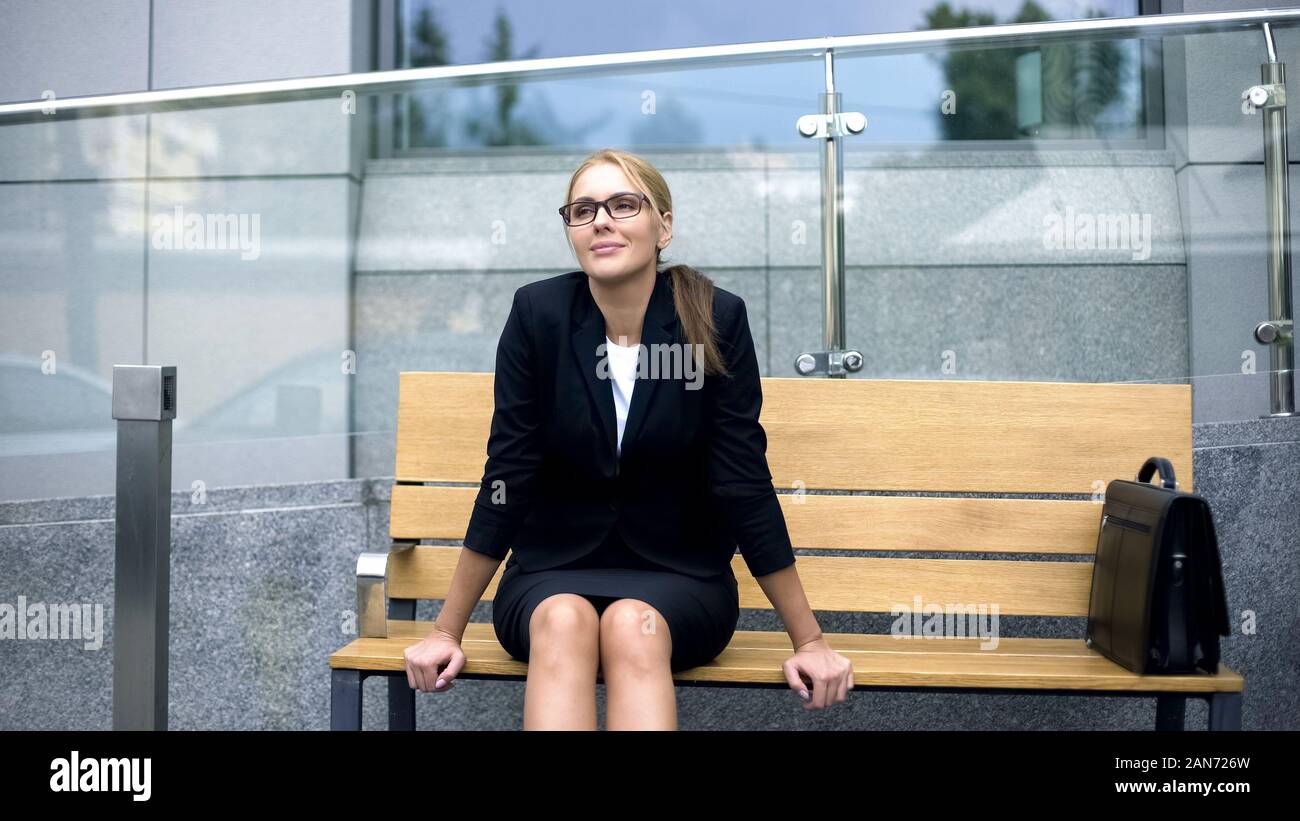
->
xmin=329 ymin=371 xmax=1244 ymax=730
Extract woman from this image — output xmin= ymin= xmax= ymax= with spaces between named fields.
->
xmin=404 ymin=148 xmax=853 ymax=729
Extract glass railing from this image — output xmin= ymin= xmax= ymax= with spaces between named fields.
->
xmin=391 ymin=0 xmax=1152 ymax=151
xmin=1 ymin=8 xmax=1297 ymax=501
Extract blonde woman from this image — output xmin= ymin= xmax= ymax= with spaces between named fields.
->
xmin=405 ymin=148 xmax=853 ymax=729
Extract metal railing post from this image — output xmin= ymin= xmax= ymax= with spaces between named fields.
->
xmin=110 ymin=364 xmax=177 ymax=730
xmin=795 ymin=48 xmax=866 ymax=378
xmin=1247 ymin=23 xmax=1298 ymax=417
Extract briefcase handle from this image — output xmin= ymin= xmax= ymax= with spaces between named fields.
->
xmin=1137 ymin=456 xmax=1178 ymax=489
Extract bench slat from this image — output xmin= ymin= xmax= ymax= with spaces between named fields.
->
xmin=376 ymin=618 xmax=1096 ymax=654
xmin=386 ymin=546 xmax=1095 ymax=616
xmin=329 ymin=622 xmax=1244 ymax=693
xmin=391 ymin=485 xmax=1107 ymax=554
xmin=395 ymin=373 xmax=1193 ymax=492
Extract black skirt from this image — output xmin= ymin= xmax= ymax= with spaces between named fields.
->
xmin=492 ymin=529 xmax=739 ymax=673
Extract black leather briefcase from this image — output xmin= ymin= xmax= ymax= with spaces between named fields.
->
xmin=1085 ymin=457 xmax=1231 ymax=674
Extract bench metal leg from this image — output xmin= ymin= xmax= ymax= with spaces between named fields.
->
xmin=388 ymin=599 xmax=417 ymax=731
xmin=331 ymin=669 xmax=363 ymax=731
xmin=388 ymin=678 xmax=416 ymax=731
xmin=1207 ymin=692 xmax=1243 ymax=731
xmin=1155 ymin=695 xmax=1186 ymax=731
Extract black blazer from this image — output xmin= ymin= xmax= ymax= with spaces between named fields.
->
xmin=462 ymin=268 xmax=796 ymax=580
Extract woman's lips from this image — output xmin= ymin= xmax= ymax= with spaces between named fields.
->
xmin=592 ymin=245 xmax=624 ymax=255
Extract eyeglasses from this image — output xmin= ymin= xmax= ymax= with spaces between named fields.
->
xmin=558 ymin=192 xmax=650 ymax=227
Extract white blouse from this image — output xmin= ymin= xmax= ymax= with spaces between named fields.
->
xmin=605 ymin=335 xmax=642 ymax=457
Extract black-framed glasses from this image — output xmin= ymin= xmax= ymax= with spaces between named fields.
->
xmin=558 ymin=192 xmax=650 ymax=227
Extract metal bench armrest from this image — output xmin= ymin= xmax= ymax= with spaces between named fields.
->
xmin=356 ymin=540 xmax=417 ymax=638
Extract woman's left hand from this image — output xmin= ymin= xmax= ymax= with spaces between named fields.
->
xmin=783 ymin=637 xmax=854 ymax=711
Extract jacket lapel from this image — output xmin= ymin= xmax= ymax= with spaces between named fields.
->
xmin=570 ymin=269 xmax=676 ymax=475
xmin=621 ymin=272 xmax=674 ymax=457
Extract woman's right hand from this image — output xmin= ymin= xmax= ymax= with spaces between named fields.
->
xmin=404 ymin=625 xmax=466 ymax=693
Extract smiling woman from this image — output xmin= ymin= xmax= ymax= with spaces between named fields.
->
xmin=557 ymin=149 xmax=729 ymax=376
xmin=402 ymin=147 xmax=855 ymax=730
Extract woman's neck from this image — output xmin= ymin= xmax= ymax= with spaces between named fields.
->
xmin=590 ymin=266 xmax=656 ymax=346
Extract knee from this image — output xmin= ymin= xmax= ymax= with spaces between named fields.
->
xmin=529 ymin=594 xmax=600 ymax=659
xmin=599 ymin=599 xmax=671 ymax=670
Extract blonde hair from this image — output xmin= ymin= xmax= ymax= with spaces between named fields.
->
xmin=563 ymin=148 xmax=729 ymax=377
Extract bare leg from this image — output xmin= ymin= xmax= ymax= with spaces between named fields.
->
xmin=523 ymin=594 xmax=601 ymax=730
xmin=599 ymin=599 xmax=676 ymax=730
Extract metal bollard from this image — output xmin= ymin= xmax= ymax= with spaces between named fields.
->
xmin=110 ymin=365 xmax=176 ymax=730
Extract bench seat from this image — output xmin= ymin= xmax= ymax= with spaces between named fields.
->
xmin=329 ymin=372 xmax=1245 ymax=731
xmin=331 ymin=620 xmax=1243 ymax=693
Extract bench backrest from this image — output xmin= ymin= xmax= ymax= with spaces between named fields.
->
xmin=387 ymin=372 xmax=1192 ymax=618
